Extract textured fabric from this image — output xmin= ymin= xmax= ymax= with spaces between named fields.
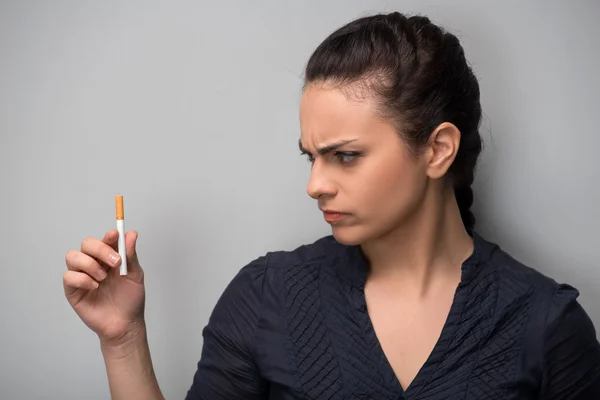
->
xmin=185 ymin=232 xmax=600 ymax=399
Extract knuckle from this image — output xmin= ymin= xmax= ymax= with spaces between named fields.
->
xmin=81 ymin=236 xmax=93 ymax=250
xmin=65 ymin=250 xmax=94 ymax=272
xmin=65 ymin=250 xmax=76 ymax=264
xmin=63 ymin=271 xmax=77 ymax=286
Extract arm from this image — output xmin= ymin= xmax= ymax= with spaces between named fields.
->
xmin=539 ymin=284 xmax=600 ymax=399
xmin=185 ymin=257 xmax=269 ymax=399
xmin=100 ymin=321 xmax=165 ymax=400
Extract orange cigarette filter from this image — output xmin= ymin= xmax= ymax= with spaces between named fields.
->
xmin=116 ymin=195 xmax=124 ymax=220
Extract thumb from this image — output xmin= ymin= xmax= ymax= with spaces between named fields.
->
xmin=124 ymin=230 xmax=143 ymax=282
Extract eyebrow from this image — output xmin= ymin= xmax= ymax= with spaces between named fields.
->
xmin=298 ymin=138 xmax=358 ymax=155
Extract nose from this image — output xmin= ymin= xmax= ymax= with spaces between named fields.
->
xmin=306 ymin=162 xmax=337 ymax=200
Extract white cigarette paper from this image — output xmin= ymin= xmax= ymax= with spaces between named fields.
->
xmin=115 ymin=195 xmax=128 ymax=275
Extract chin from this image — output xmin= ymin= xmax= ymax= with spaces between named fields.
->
xmin=329 ymin=225 xmax=371 ymax=246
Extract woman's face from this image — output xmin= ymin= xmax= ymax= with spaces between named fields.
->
xmin=299 ymin=83 xmax=430 ymax=245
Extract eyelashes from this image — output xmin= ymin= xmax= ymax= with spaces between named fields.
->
xmin=300 ymin=150 xmax=362 ymax=165
xmin=335 ymin=151 xmax=361 ymax=164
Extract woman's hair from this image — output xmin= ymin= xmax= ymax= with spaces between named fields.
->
xmin=303 ymin=12 xmax=482 ymax=231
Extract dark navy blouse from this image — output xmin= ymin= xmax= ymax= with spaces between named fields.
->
xmin=185 ymin=232 xmax=600 ymax=399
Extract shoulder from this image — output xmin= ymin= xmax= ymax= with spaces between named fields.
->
xmin=220 ymin=234 xmax=340 ymax=299
xmin=478 ymin=232 xmax=595 ymax=324
xmin=475 ymin=233 xmax=600 ymax=393
xmin=477 ymin=233 xmax=585 ymax=313
xmin=205 ymin=235 xmax=340 ymax=346
xmin=473 ymin=232 xmax=598 ymax=347
xmin=538 ymin=282 xmax=600 ymax=396
xmin=263 ymin=234 xmax=341 ymax=269
xmin=213 ymin=234 xmax=342 ymax=321
xmin=482 ymin=236 xmax=561 ymax=297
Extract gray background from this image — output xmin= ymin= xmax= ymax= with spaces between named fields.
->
xmin=1 ymin=0 xmax=598 ymax=398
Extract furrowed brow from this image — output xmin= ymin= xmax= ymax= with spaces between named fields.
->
xmin=298 ymin=138 xmax=357 ymax=155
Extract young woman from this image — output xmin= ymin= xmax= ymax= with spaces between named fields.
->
xmin=63 ymin=11 xmax=600 ymax=399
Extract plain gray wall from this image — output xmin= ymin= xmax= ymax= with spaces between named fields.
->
xmin=1 ymin=0 xmax=598 ymax=398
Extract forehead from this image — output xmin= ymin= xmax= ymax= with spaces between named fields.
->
xmin=299 ymin=84 xmax=384 ymax=145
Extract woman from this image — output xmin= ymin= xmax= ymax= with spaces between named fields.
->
xmin=63 ymin=11 xmax=600 ymax=399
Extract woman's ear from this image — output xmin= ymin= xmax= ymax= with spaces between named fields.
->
xmin=425 ymin=122 xmax=461 ymax=180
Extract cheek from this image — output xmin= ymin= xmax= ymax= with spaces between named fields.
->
xmin=357 ymin=153 xmax=425 ymax=219
xmin=330 ymin=153 xmax=425 ymax=245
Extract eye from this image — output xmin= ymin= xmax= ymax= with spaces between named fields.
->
xmin=335 ymin=151 xmax=361 ymax=164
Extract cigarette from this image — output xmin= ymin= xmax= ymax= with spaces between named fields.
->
xmin=115 ymin=195 xmax=128 ymax=275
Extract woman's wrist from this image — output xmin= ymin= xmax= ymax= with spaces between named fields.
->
xmin=100 ymin=320 xmax=148 ymax=360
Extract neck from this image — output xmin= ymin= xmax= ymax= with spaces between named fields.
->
xmin=360 ymin=185 xmax=474 ymax=295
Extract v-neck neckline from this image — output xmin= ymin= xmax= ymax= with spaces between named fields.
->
xmin=337 ymin=232 xmax=484 ymax=398
xmin=366 ymin=269 xmax=472 ymax=397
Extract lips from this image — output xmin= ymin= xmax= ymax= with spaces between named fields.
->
xmin=322 ymin=210 xmax=349 ymax=223
xmin=321 ymin=209 xmax=345 ymax=214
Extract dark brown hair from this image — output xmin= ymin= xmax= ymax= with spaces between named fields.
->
xmin=303 ymin=12 xmax=482 ymax=231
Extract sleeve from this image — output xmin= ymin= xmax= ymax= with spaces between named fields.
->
xmin=539 ymin=284 xmax=600 ymax=399
xmin=184 ymin=256 xmax=269 ymax=400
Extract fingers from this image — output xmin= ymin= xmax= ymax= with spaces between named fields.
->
xmin=124 ymin=230 xmax=144 ymax=283
xmin=80 ymin=235 xmax=122 ymax=269
xmin=63 ymin=270 xmax=99 ymax=296
xmin=102 ymin=229 xmax=119 ymax=251
xmin=65 ymin=249 xmax=109 ymax=282
xmin=100 ymin=229 xmax=139 ymax=269
xmin=64 ymin=230 xmax=143 ymax=293
xmin=126 ymin=230 xmax=139 ymax=266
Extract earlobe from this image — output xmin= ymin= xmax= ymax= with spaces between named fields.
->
xmin=426 ymin=122 xmax=461 ymax=180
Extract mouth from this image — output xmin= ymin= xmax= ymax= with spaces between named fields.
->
xmin=321 ymin=210 xmax=350 ymax=223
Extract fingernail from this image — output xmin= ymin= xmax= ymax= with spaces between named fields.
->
xmin=98 ymin=268 xmax=107 ymax=279
xmin=109 ymin=253 xmax=120 ymax=266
